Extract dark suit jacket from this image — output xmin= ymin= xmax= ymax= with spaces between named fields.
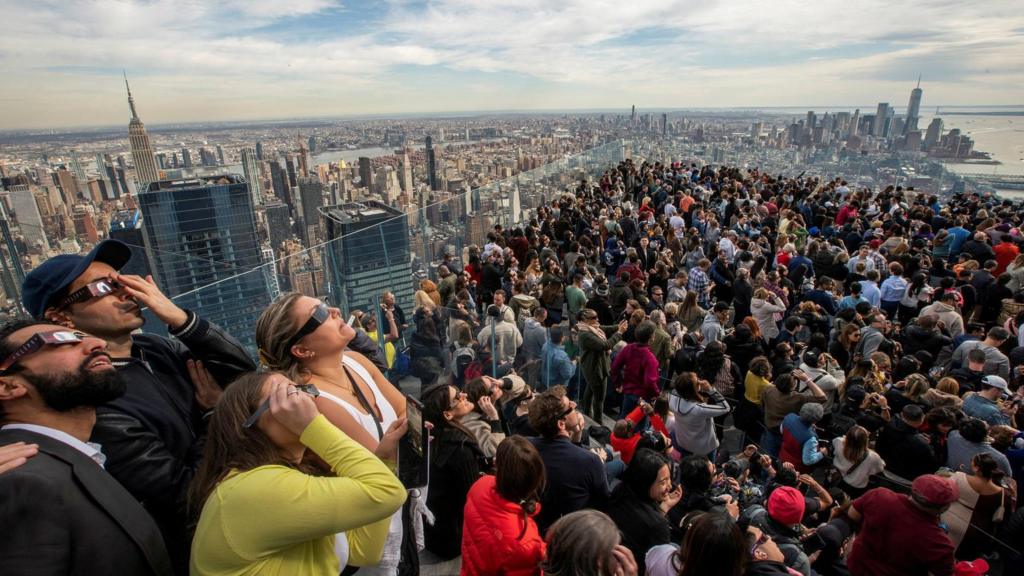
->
xmin=0 ymin=429 xmax=172 ymax=576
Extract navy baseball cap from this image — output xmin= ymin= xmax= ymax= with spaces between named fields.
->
xmin=22 ymin=239 xmax=133 ymax=318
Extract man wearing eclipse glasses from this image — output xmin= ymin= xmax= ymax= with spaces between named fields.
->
xmin=0 ymin=321 xmax=173 ymax=575
xmin=17 ymin=239 xmax=255 ymax=574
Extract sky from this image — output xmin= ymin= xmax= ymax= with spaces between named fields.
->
xmin=1 ymin=0 xmax=1022 ymax=130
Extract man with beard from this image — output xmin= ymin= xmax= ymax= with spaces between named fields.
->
xmin=0 ymin=321 xmax=173 ymax=575
xmin=20 ymin=239 xmax=255 ymax=574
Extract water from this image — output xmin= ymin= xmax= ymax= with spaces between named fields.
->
xmin=311 ymin=146 xmax=392 ymax=165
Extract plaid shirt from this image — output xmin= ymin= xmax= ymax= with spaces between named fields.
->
xmin=688 ymin=268 xmax=712 ymax=307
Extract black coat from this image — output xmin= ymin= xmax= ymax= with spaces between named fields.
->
xmin=424 ymin=427 xmax=486 ymax=559
xmin=876 ymin=416 xmax=941 ymax=480
xmin=0 ymin=429 xmax=173 ymax=576
xmin=603 ymin=484 xmax=671 ymax=575
xmin=90 ymin=311 xmax=255 ymax=574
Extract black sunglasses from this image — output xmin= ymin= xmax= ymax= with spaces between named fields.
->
xmin=243 ymin=383 xmax=320 ymax=428
xmin=56 ymin=279 xmax=122 ymax=310
xmin=0 ymin=330 xmax=87 ymax=375
xmin=285 ymin=302 xmax=330 ymax=351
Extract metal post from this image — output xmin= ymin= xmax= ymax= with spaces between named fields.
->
xmin=490 ymin=316 xmax=497 ymax=377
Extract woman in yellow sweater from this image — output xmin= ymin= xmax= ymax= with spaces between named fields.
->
xmin=188 ymin=372 xmax=407 ymax=576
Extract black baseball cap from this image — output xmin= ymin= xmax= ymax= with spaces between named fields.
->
xmin=22 ymin=239 xmax=132 ymax=318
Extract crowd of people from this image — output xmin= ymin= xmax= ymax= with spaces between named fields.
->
xmin=4 ymin=156 xmax=1024 ymax=576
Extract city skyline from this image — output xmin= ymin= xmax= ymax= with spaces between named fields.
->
xmin=1 ymin=0 xmax=1022 ymax=130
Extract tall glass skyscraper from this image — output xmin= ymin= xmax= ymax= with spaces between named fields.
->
xmin=136 ymin=175 xmax=269 ymax=355
xmin=321 ymin=201 xmax=413 ymax=314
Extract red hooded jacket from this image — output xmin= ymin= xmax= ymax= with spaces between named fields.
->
xmin=461 ymin=475 xmax=545 ymax=576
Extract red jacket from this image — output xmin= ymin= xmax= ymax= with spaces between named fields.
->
xmin=461 ymin=475 xmax=545 ymax=576
xmin=994 ymin=242 xmax=1019 ymax=275
xmin=610 ymin=405 xmax=670 ymax=464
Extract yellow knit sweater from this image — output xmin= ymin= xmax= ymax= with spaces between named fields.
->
xmin=190 ymin=415 xmax=407 ymax=576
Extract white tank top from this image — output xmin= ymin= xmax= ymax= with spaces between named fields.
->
xmin=320 ymin=354 xmax=403 ymax=574
xmin=318 ymin=354 xmax=398 ymax=440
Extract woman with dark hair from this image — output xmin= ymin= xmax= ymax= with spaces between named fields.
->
xmin=646 ymin=511 xmax=748 ymax=576
xmin=421 ymin=383 xmax=488 ymax=560
xmin=678 ymin=291 xmax=707 ymax=334
xmin=668 ymin=372 xmax=730 ymax=459
xmin=543 ymin=510 xmax=637 ymax=576
xmin=898 ymin=271 xmax=934 ymax=325
xmin=604 ymin=448 xmax=681 ymax=574
xmin=829 ymin=324 xmax=860 ymax=372
xmin=696 ymin=341 xmax=741 ymax=401
xmin=724 ymin=323 xmax=765 ymax=382
xmin=189 ymin=372 xmax=406 ymax=575
xmin=943 ymin=453 xmax=1016 ymax=560
xmin=461 ymin=436 xmax=546 ymax=576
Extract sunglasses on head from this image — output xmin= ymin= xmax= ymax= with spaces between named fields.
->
xmin=243 ymin=383 xmax=320 ymax=429
xmin=285 ymin=302 xmax=331 ymax=351
xmin=56 ymin=279 xmax=122 ymax=310
xmin=0 ymin=330 xmax=88 ymax=375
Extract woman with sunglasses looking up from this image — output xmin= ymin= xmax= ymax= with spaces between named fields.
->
xmin=256 ymin=293 xmax=409 ymax=574
xmin=421 ymin=382 xmax=488 ymax=562
xmin=189 ymin=372 xmax=406 ymax=576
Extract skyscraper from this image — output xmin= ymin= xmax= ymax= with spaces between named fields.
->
xmin=181 ymin=148 xmax=193 ymax=169
xmin=263 ymin=201 xmax=291 ymax=254
xmin=255 ymin=141 xmax=264 ymax=161
xmin=297 ymin=136 xmax=310 ymax=178
xmin=358 ymin=157 xmax=373 ymax=189
xmin=69 ymin=150 xmax=88 ymax=188
xmin=425 ymin=136 xmax=439 ymax=191
xmin=241 ymin=147 xmax=263 ymax=207
xmin=8 ymin=184 xmax=49 ymax=251
xmin=874 ymin=103 xmax=890 ymax=137
xmin=399 ymin=150 xmax=413 ymax=192
xmin=296 ymin=176 xmax=324 ymax=245
xmin=269 ymin=160 xmax=291 ymax=209
xmin=905 ymin=77 xmax=923 ymax=134
xmin=321 ymin=201 xmax=413 ymax=314
xmin=136 ymin=175 xmax=271 ymax=354
xmin=125 ymin=74 xmax=160 ymax=188
xmin=924 ymin=117 xmax=944 ymax=149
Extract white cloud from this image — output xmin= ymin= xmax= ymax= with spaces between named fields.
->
xmin=0 ymin=0 xmax=1021 ymax=128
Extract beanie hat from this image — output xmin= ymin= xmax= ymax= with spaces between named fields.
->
xmin=767 ymin=486 xmax=805 ymax=525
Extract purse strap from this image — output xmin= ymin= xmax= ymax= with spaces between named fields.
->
xmin=342 ymin=363 xmax=384 ymax=440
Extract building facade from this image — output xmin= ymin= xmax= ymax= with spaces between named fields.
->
xmin=136 ymin=175 xmax=270 ymax=354
xmin=321 ymin=201 xmax=413 ymax=315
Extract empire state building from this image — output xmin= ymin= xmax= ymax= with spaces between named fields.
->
xmin=125 ymin=74 xmax=160 ymax=189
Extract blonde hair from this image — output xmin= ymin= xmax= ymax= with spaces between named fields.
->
xmin=414 ymin=290 xmax=435 ymax=311
xmin=254 ymin=292 xmax=306 ymax=377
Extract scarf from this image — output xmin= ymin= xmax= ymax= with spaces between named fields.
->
xmin=578 ymin=321 xmax=608 ymax=343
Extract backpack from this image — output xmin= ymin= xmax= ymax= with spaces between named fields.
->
xmin=453 ymin=345 xmax=477 ymax=388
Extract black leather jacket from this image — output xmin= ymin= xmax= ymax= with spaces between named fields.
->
xmin=89 ymin=311 xmax=255 ymax=574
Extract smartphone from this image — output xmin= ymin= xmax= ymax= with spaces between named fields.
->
xmin=347 ymin=314 xmax=356 ymax=327
xmin=802 ymin=531 xmax=828 ymax=555
xmin=398 ymin=395 xmax=429 ymax=489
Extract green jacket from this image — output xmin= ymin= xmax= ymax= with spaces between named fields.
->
xmin=578 ymin=325 xmax=623 ymax=383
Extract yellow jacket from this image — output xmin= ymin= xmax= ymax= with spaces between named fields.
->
xmin=190 ymin=415 xmax=407 ymax=576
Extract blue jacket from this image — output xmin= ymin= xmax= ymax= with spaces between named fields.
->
xmin=962 ymin=393 xmax=1012 ymax=426
xmin=541 ymin=342 xmax=575 ymax=388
